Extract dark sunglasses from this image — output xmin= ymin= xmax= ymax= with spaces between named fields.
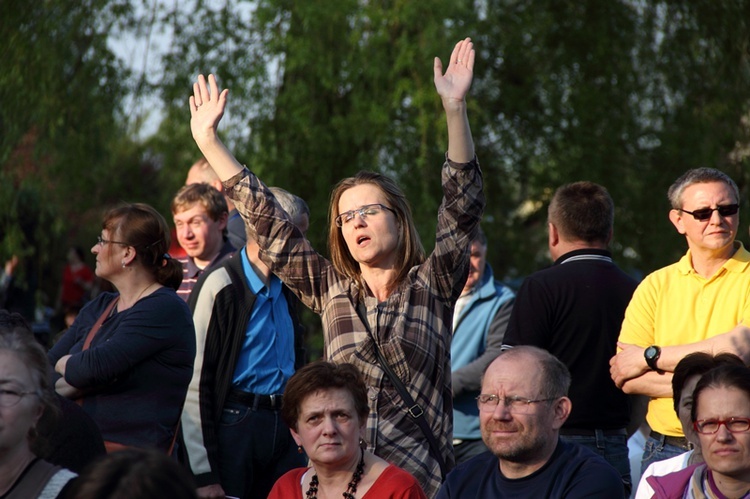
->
xmin=679 ymin=204 xmax=739 ymax=221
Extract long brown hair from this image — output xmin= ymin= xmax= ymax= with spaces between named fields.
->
xmin=327 ymin=171 xmax=425 ymax=294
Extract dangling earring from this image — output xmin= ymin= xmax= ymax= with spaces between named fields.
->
xmin=121 ymin=260 xmax=126 ymax=268
xmin=297 ymin=445 xmax=304 ymax=454
xmin=359 ymin=438 xmax=366 ymax=449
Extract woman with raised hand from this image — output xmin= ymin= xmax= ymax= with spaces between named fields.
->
xmin=189 ymin=38 xmax=483 ymax=497
xmin=48 ymin=203 xmax=195 ymax=453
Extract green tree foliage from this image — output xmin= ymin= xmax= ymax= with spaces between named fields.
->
xmin=155 ymin=0 xmax=750 ymax=284
xmin=2 ymin=0 xmax=749 ymax=317
xmin=472 ymin=0 xmax=750 ymax=276
xmin=0 ymin=0 xmax=169 ymax=304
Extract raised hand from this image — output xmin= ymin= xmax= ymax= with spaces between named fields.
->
xmin=189 ymin=74 xmax=229 ymax=146
xmin=433 ymin=37 xmax=475 ymax=104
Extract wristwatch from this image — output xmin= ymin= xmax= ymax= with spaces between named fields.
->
xmin=644 ymin=345 xmax=662 ymax=371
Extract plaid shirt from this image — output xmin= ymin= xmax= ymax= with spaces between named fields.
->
xmin=225 ymin=156 xmax=484 ymax=497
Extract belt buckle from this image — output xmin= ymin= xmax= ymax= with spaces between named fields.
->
xmin=269 ymin=394 xmax=277 ymax=407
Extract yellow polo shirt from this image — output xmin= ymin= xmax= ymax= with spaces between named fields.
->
xmin=619 ymin=242 xmax=750 ymax=436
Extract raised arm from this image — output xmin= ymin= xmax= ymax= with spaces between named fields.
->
xmin=434 ymin=37 xmax=475 ymax=163
xmin=189 ymin=74 xmax=243 ymax=182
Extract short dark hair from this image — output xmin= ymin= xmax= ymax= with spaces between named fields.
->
xmin=281 ymin=361 xmax=369 ymax=432
xmin=691 ymin=364 xmax=750 ymax=422
xmin=495 ymin=346 xmax=571 ymax=399
xmin=64 ymin=448 xmax=197 ymax=499
xmin=667 ymin=167 xmax=740 ymax=210
xmin=672 ymin=352 xmax=744 ymax=414
xmin=548 ymin=181 xmax=614 ymax=244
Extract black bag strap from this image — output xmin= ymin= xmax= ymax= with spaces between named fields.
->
xmin=356 ymin=302 xmax=448 ymax=480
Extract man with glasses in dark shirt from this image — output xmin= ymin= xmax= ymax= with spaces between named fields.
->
xmin=437 ymin=346 xmax=623 ymax=498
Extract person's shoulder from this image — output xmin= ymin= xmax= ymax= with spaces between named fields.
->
xmin=490 ymin=278 xmax=515 ymax=297
xmin=267 ymin=467 xmax=307 ymax=499
xmin=79 ymin=292 xmax=118 ymax=316
xmin=448 ymin=451 xmax=497 ymax=479
xmin=556 ymin=441 xmax=624 ymax=495
xmin=150 ymin=287 xmax=186 ymax=304
xmin=438 ymin=453 xmax=498 ymax=498
xmin=629 ymin=256 xmax=685 ymax=297
xmin=378 ymin=464 xmax=422 ymax=484
xmin=143 ymin=288 xmax=192 ymax=319
xmin=559 ymin=440 xmax=622 ymax=477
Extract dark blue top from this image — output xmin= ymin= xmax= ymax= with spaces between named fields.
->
xmin=48 ymin=288 xmax=195 ymax=450
xmin=504 ymin=249 xmax=638 ymax=429
xmin=436 ymin=439 xmax=625 ymax=498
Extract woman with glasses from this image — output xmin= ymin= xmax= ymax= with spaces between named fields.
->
xmin=0 ymin=322 xmax=76 ymax=497
xmin=48 ymin=203 xmax=195 ymax=453
xmin=649 ymin=364 xmax=750 ymax=498
xmin=635 ymin=352 xmax=745 ymax=498
xmin=188 ymin=38 xmax=483 ymax=496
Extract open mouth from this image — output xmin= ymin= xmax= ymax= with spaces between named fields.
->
xmin=356 ymin=236 xmax=370 ymax=246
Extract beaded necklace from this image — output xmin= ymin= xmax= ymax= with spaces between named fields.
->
xmin=305 ymin=447 xmax=365 ymax=499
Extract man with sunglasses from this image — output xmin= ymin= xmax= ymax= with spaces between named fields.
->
xmin=610 ymin=167 xmax=750 ymax=473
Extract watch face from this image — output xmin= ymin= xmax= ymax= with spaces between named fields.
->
xmin=645 ymin=346 xmax=657 ymax=360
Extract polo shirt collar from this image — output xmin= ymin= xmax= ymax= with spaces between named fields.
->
xmin=554 ymin=248 xmax=613 ymax=266
xmin=679 ymin=241 xmax=750 ymax=275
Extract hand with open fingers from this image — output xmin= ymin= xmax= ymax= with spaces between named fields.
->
xmin=189 ymin=74 xmax=229 ymax=145
xmin=433 ymin=37 xmax=475 ymax=104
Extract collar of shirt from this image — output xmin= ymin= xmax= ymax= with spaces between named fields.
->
xmin=554 ymin=248 xmax=613 ymax=266
xmin=240 ymin=246 xmax=280 ymax=297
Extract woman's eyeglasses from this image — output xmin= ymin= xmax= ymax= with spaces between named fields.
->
xmin=679 ymin=204 xmax=739 ymax=221
xmin=96 ymin=235 xmax=129 ymax=246
xmin=693 ymin=417 xmax=750 ymax=434
xmin=0 ymin=388 xmax=39 ymax=407
xmin=335 ymin=204 xmax=396 ymax=227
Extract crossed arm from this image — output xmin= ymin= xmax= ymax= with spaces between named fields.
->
xmin=610 ymin=324 xmax=750 ymax=397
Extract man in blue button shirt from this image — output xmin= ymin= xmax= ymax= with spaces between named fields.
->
xmin=179 ymin=190 xmax=308 ymax=499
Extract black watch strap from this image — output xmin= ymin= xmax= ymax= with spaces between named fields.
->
xmin=645 ymin=345 xmax=661 ymax=371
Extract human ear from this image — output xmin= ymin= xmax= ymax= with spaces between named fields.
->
xmin=552 ymin=397 xmax=572 ymax=430
xmin=669 ymin=209 xmax=686 ymax=235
